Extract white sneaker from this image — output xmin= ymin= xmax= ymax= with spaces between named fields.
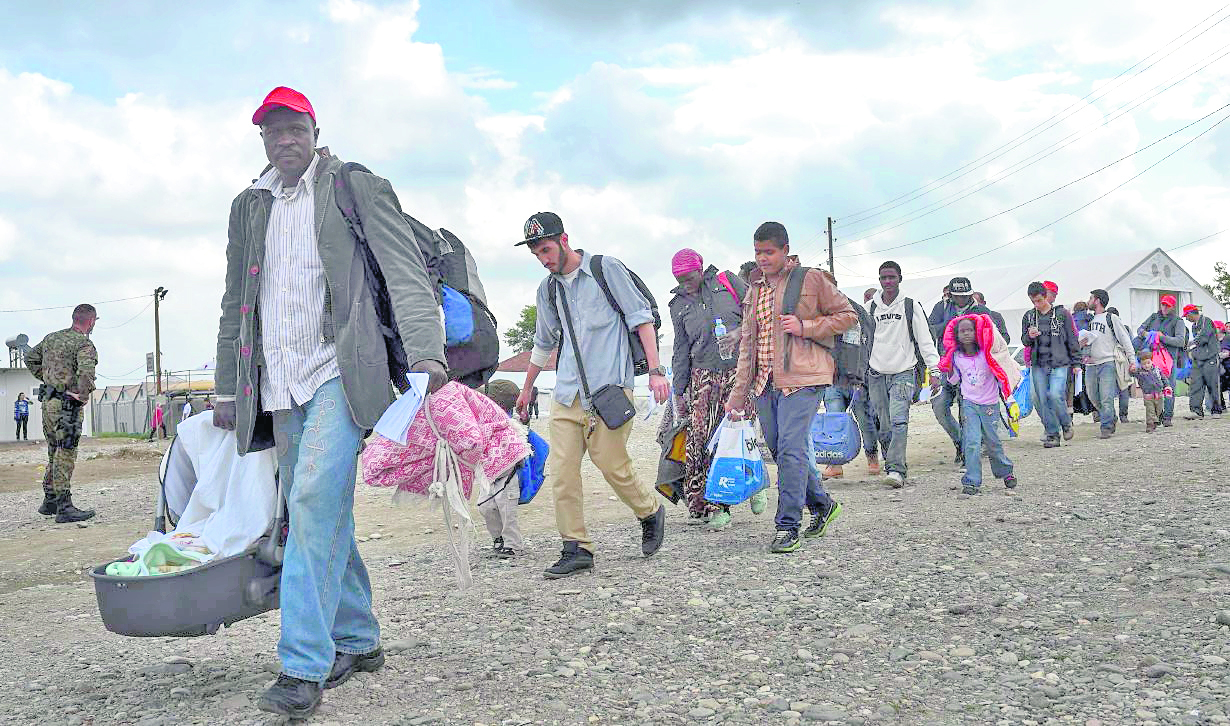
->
xmin=885 ymin=471 xmax=905 ymax=488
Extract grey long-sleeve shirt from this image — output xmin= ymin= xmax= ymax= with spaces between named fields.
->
xmin=1084 ymin=311 xmax=1135 ymax=365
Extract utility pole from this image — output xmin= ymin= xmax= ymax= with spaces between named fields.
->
xmin=826 ymin=216 xmax=835 ymax=275
xmin=153 ymin=287 xmax=168 ymax=394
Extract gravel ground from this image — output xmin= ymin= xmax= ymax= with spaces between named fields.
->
xmin=0 ymin=400 xmax=1227 ymax=726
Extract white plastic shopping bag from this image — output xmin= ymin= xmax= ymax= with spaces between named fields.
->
xmin=704 ymin=416 xmax=766 ymax=505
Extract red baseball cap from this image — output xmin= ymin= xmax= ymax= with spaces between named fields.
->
xmin=252 ymin=86 xmax=316 ymax=126
xmin=1160 ymin=294 xmax=1177 ymax=308
xmin=1182 ymin=303 xmax=1199 ymax=316
xmin=1215 ymin=320 xmax=1226 ymax=331
xmin=1042 ymin=280 xmax=1058 ymax=293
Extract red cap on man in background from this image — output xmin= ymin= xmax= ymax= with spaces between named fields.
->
xmin=1042 ymin=281 xmax=1058 ymax=294
xmin=1160 ymin=294 xmax=1177 ymax=309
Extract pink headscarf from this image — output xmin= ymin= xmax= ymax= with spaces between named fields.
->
xmin=671 ymin=248 xmax=703 ymax=277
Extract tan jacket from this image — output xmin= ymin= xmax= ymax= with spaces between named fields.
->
xmin=731 ymin=262 xmax=857 ymax=401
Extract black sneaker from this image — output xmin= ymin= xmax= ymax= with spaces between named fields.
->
xmin=961 ymin=484 xmax=980 ymax=495
xmin=257 ymin=674 xmax=323 ymax=718
xmin=495 ymin=546 xmax=517 ymax=559
xmin=1043 ymin=436 xmax=1061 ymax=449
xmin=640 ymin=504 xmax=666 ymax=556
xmin=492 ymin=536 xmax=504 ymax=552
xmin=1119 ymin=414 xmax=1129 ymax=423
xmin=803 ymin=501 xmax=843 ymax=538
xmin=770 ymin=529 xmax=802 ymax=553
xmin=544 ymin=542 xmax=593 ymax=579
xmin=1004 ymin=475 xmax=1018 ymax=489
xmin=1162 ymin=418 xmax=1173 ymax=427
xmin=325 ymin=648 xmax=385 ymax=689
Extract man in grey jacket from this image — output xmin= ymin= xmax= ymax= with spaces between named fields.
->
xmin=1183 ymin=304 xmax=1221 ymax=420
xmin=1080 ymin=289 xmax=1136 ymax=438
xmin=213 ymin=87 xmax=446 ymax=719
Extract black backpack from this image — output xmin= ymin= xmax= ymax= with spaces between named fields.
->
xmin=333 ymin=162 xmax=499 ymax=390
xmin=548 ymin=254 xmax=661 ymax=376
xmin=777 ymin=266 xmax=867 ymax=379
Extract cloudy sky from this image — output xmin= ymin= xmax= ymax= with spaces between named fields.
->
xmin=3 ymin=0 xmax=1229 ymax=383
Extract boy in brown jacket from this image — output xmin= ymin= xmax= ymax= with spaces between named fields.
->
xmin=724 ymin=222 xmax=857 ymax=553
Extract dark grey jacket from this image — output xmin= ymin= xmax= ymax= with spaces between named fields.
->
xmin=668 ymin=266 xmax=746 ymax=395
xmin=216 ymin=150 xmax=445 ymax=454
xmin=1190 ymin=316 xmax=1219 ymax=363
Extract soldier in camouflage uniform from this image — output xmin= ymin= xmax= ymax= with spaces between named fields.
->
xmin=24 ymin=304 xmax=98 ymax=523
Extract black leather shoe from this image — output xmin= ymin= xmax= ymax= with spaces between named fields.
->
xmin=325 ymin=647 xmax=385 ymax=689
xmin=257 ymin=674 xmax=322 ymax=718
xmin=544 ymin=541 xmax=593 ymax=579
xmin=640 ymin=504 xmax=666 ymax=556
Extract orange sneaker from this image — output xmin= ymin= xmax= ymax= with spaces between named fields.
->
xmin=865 ymin=453 xmax=881 ymax=476
xmin=823 ymin=465 xmax=844 ymax=479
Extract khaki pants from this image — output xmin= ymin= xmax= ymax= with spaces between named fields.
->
xmin=548 ymin=391 xmax=656 ymax=553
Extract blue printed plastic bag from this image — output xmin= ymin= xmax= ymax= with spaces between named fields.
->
xmin=1012 ymin=369 xmax=1033 ymax=419
xmin=704 ymin=418 xmax=765 ymax=505
xmin=518 ymin=429 xmax=549 ymax=505
xmin=441 ymin=285 xmax=475 ymax=345
xmin=810 ymin=412 xmax=861 ymax=465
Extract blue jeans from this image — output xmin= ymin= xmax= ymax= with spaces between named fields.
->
xmin=755 ymin=385 xmax=833 ymax=532
xmin=867 ymin=369 xmax=916 ymax=476
xmin=1117 ymin=386 xmax=1130 ymax=418
xmin=1030 ymin=365 xmax=1071 ymax=438
xmin=959 ymin=399 xmax=1013 ymax=488
xmin=930 ymin=381 xmax=962 ymax=448
xmin=822 ymin=384 xmax=878 ymax=456
xmin=274 ymin=377 xmax=379 ymax=683
xmin=1085 ymin=361 xmax=1119 ymax=431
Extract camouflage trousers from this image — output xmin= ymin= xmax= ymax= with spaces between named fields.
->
xmin=42 ymin=397 xmax=84 ymax=495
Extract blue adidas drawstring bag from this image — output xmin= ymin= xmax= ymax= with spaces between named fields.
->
xmin=811 ymin=411 xmax=861 ymax=466
xmin=518 ymin=429 xmax=549 ymax=505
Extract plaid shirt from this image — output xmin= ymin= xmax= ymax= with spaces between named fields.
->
xmin=751 ymin=277 xmax=798 ymax=397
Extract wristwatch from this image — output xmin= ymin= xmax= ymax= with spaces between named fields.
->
xmin=647 ymin=367 xmax=667 ymax=377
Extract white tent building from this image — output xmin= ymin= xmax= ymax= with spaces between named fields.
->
xmin=840 ymin=247 xmax=1227 ymax=337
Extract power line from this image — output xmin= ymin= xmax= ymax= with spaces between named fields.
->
xmin=830 ymin=39 xmax=1230 ymax=249
xmin=0 ymin=294 xmax=148 ymax=314
xmin=904 ymin=109 xmax=1230 ymax=277
xmin=1168 ymin=228 xmax=1228 ymax=251
xmin=97 ymin=363 xmax=149 ymax=380
xmin=839 ymin=101 xmax=1230 ymax=260
xmin=834 ymin=3 xmax=1230 ymax=226
xmin=97 ymin=299 xmax=155 ymax=330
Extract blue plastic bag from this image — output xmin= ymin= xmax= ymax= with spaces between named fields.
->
xmin=704 ymin=418 xmax=765 ymax=505
xmin=1012 ymin=369 xmax=1033 ymax=419
xmin=441 ymin=285 xmax=475 ymax=345
xmin=811 ymin=412 xmax=861 ymax=465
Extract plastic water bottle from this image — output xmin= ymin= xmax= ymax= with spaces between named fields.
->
xmin=715 ymin=318 xmax=733 ymax=360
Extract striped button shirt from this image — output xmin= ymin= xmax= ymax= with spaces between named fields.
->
xmin=252 ymin=153 xmax=340 ymax=411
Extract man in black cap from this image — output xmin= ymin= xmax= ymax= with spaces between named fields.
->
xmin=513 ymin=212 xmax=670 ymax=578
xmin=930 ymin=276 xmax=1010 ymax=465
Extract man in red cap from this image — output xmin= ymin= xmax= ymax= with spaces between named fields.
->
xmin=1183 ymin=303 xmax=1220 ymax=420
xmin=213 ymin=86 xmax=447 ymax=718
xmin=1138 ymin=295 xmax=1188 ymax=426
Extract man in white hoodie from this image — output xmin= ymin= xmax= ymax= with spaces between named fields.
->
xmin=1080 ymin=289 xmax=1136 ymax=438
xmin=866 ymin=261 xmax=941 ymax=487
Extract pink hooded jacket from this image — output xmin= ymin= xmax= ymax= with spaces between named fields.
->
xmin=938 ymin=313 xmax=1022 ymax=399
xmin=362 ymin=382 xmax=528 ymax=500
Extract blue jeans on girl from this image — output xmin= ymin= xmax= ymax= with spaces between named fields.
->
xmin=959 ymin=399 xmax=1013 ymax=488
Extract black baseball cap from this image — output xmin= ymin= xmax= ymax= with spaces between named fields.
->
xmin=948 ymin=277 xmax=973 ymax=295
xmin=517 ymin=212 xmax=565 ymax=246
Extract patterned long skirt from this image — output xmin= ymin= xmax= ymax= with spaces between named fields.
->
xmin=682 ymin=367 xmax=738 ymax=516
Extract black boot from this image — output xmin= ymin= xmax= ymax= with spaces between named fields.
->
xmin=37 ymin=492 xmax=57 ymax=516
xmin=54 ymin=492 xmax=95 ymax=524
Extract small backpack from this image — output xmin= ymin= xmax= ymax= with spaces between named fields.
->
xmin=811 ymin=411 xmax=862 ymax=465
xmin=548 ymin=255 xmax=661 ymax=376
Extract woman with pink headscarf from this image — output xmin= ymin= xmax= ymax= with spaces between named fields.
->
xmin=666 ymin=248 xmax=765 ymax=530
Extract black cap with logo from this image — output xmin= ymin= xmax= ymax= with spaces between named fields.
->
xmin=948 ymin=277 xmax=973 ymax=296
xmin=516 ymin=212 xmax=565 ymax=246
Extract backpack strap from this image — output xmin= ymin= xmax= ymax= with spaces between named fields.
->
xmin=715 ymin=271 xmax=742 ymax=305
xmin=904 ymin=298 xmax=924 ymax=368
xmin=780 ymin=265 xmax=809 ymax=315
xmin=588 ymin=254 xmax=627 ymax=322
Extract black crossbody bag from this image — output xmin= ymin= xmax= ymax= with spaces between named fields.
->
xmin=553 ymin=278 xmax=636 ymax=430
